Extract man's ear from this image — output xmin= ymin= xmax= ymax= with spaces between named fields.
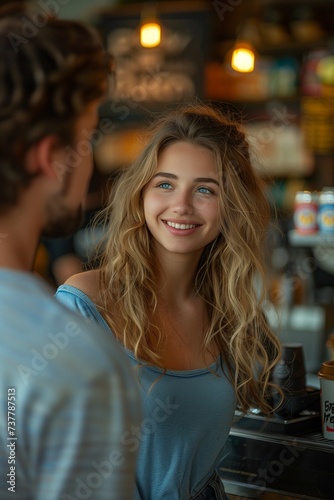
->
xmin=25 ymin=135 xmax=61 ymax=180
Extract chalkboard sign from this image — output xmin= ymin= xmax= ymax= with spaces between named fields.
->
xmin=96 ymin=1 xmax=211 ymax=117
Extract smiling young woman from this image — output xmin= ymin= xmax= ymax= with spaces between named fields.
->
xmin=56 ymin=102 xmax=283 ymax=500
xmin=143 ymin=141 xmax=221 ymax=260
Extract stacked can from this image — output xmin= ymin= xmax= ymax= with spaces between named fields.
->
xmin=294 ymin=191 xmax=318 ymax=234
xmin=318 ymin=190 xmax=334 ymax=234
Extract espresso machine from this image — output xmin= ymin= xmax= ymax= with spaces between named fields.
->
xmin=218 ymin=343 xmax=334 ymax=499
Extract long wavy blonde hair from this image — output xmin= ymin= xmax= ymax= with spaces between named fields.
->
xmin=97 ymin=103 xmax=282 ymax=415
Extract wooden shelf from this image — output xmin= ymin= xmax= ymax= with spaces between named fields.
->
xmin=288 ymin=229 xmax=334 ymax=247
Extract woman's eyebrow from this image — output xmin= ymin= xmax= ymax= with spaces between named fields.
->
xmin=195 ymin=177 xmax=220 ymax=186
xmin=153 ymin=172 xmax=177 ymax=179
xmin=153 ymin=172 xmax=219 ymax=186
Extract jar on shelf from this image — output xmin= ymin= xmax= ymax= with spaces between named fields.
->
xmin=318 ymin=190 xmax=334 ymax=234
xmin=293 ymin=190 xmax=318 ymax=234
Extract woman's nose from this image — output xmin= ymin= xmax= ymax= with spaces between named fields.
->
xmin=172 ymin=191 xmax=194 ymax=215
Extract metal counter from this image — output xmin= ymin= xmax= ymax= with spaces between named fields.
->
xmin=219 ymin=413 xmax=334 ymax=500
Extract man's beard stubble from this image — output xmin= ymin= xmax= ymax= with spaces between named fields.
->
xmin=42 ymin=191 xmax=84 ymax=239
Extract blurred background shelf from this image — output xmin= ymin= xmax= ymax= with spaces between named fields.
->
xmin=288 ymin=230 xmax=334 ymax=247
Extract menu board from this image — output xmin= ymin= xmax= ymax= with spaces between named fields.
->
xmin=96 ymin=2 xmax=211 ymax=115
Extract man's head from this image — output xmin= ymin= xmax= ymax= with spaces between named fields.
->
xmin=0 ymin=2 xmax=112 ymax=236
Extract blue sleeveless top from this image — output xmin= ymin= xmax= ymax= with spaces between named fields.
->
xmin=56 ymin=285 xmax=236 ymax=499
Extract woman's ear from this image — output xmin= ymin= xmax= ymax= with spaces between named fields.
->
xmin=25 ymin=135 xmax=61 ymax=180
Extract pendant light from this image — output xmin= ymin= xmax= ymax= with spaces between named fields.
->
xmin=140 ymin=3 xmax=161 ymax=49
xmin=231 ymin=42 xmax=255 ymax=73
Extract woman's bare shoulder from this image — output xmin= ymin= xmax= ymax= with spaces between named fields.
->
xmin=64 ymin=269 xmax=100 ymax=301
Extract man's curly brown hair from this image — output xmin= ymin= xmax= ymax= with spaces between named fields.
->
xmin=0 ymin=2 xmax=113 ymax=210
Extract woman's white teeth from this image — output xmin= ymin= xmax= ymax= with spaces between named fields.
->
xmin=166 ymin=221 xmax=196 ymax=230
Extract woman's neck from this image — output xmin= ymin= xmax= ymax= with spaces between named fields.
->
xmin=155 ymin=252 xmax=201 ymax=303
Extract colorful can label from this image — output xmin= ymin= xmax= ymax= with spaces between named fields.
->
xmin=294 ymin=191 xmax=318 ymax=233
xmin=318 ymin=191 xmax=334 ymax=233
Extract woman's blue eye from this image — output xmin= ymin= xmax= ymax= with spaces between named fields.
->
xmin=198 ymin=187 xmax=213 ymax=194
xmin=158 ymin=182 xmax=172 ymax=189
